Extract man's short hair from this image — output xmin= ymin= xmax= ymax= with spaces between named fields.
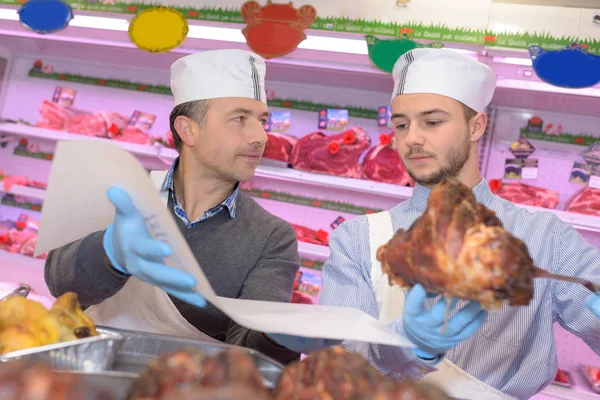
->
xmin=169 ymin=100 xmax=210 ymax=152
xmin=462 ymin=103 xmax=478 ymax=121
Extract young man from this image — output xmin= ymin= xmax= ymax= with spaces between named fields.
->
xmin=45 ymin=49 xmax=301 ymax=364
xmin=271 ymin=49 xmax=600 ymax=398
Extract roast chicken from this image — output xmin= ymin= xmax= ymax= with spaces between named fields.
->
xmin=0 ymin=292 xmax=98 ymax=355
xmin=377 ymin=177 xmax=536 ymax=310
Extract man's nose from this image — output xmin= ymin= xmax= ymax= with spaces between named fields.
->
xmin=404 ymin=125 xmax=425 ymax=146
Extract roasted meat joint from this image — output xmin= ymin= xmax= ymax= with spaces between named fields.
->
xmin=377 ymin=177 xmax=537 ymax=310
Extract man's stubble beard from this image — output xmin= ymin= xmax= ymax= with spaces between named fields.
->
xmin=406 ymin=134 xmax=471 ymax=186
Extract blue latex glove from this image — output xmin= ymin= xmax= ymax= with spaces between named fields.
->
xmin=403 ymin=284 xmax=487 ymax=359
xmin=266 ymin=333 xmax=342 ymax=354
xmin=586 ymin=293 xmax=600 ymax=317
xmin=103 ymin=186 xmax=206 ymax=308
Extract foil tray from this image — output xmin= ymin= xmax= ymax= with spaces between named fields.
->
xmin=0 ymin=331 xmax=123 ymax=372
xmin=55 ymin=370 xmax=136 ymax=399
xmin=97 ymin=326 xmax=285 ymax=388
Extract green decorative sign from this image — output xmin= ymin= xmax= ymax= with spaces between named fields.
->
xmin=28 ymin=68 xmax=379 ymax=120
xmin=3 ymin=2 xmax=597 ymax=54
xmin=1 ymin=195 xmax=43 ymax=212
xmin=243 ymin=187 xmax=382 ymax=215
xmin=13 ymin=147 xmax=54 ymax=161
xmin=366 ymin=34 xmax=443 ymax=73
xmin=300 ymin=259 xmax=324 ymax=270
xmin=521 ymin=128 xmax=599 ymax=147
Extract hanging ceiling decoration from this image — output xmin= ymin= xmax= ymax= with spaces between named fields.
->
xmin=18 ymin=0 xmax=73 ymax=34
xmin=128 ymin=7 xmax=189 ymax=53
xmin=366 ymin=34 xmax=444 ymax=74
xmin=528 ymin=43 xmax=600 ymax=88
xmin=241 ymin=1 xmax=317 ymax=59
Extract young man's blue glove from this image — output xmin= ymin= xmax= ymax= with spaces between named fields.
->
xmin=265 ymin=334 xmax=342 ymax=354
xmin=587 ymin=293 xmax=600 ymax=317
xmin=403 ymin=284 xmax=488 ymax=360
xmin=103 ymin=186 xmax=206 ymax=308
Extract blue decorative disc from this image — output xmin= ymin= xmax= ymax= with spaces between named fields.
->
xmin=528 ymin=44 xmax=600 ymax=89
xmin=19 ymin=0 xmax=73 ymax=34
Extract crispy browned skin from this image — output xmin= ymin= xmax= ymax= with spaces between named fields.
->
xmin=377 ymin=177 xmax=536 ymax=310
xmin=162 ymin=384 xmax=270 ymax=400
xmin=0 ymin=360 xmax=112 ymax=400
xmin=273 ymin=347 xmax=385 ymax=400
xmin=127 ymin=348 xmax=268 ymax=400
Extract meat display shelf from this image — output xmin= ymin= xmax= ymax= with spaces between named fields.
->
xmin=3 ymin=123 xmax=600 ymax=234
xmin=0 ymin=250 xmax=45 ymax=270
xmin=297 ymin=241 xmax=330 ymax=260
xmin=0 ymin=182 xmax=46 ymax=201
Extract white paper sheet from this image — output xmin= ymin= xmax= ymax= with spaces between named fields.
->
xmin=36 ymin=141 xmax=414 ymax=348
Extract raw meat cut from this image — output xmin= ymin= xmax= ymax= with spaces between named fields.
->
xmin=290 ymin=128 xmax=371 ymax=178
xmin=493 ymin=182 xmax=559 ymax=209
xmin=67 ymin=114 xmax=107 ymax=137
xmin=264 ymin=132 xmax=297 ymax=163
xmin=127 ymin=348 xmax=267 ymax=400
xmin=109 ymin=126 xmax=150 ymax=145
xmin=36 ymin=100 xmax=70 ymax=130
xmin=291 ymin=224 xmax=329 ymax=246
xmin=377 ymin=177 xmax=536 ymax=310
xmin=98 ymin=112 xmax=129 ymax=132
xmin=566 ymin=187 xmax=600 ymax=217
xmin=0 ymin=175 xmax=28 ymax=191
xmin=363 ymin=133 xmax=414 ymax=186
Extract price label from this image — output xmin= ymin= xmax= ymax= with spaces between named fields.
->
xmin=589 ymin=175 xmax=600 ymax=189
xmin=521 ymin=167 xmax=538 ymax=180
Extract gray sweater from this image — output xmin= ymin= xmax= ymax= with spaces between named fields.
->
xmin=44 ymin=191 xmax=301 ymax=364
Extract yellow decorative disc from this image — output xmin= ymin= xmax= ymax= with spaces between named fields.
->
xmin=129 ymin=7 xmax=188 ymax=53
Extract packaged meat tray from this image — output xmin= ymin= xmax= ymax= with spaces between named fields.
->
xmin=96 ymin=326 xmax=285 ymax=388
xmin=581 ymin=364 xmax=600 ymax=394
xmin=0 ymin=330 xmax=123 ymax=372
xmin=552 ymin=368 xmax=572 ymax=388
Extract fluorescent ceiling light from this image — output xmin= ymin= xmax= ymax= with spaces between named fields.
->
xmin=493 ymin=56 xmax=532 ymax=66
xmin=0 ymin=7 xmax=474 ymax=56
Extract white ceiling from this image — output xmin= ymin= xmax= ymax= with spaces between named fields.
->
xmin=492 ymin=0 xmax=600 ymax=8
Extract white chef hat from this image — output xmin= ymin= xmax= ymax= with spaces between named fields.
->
xmin=171 ymin=49 xmax=267 ymax=107
xmin=391 ymin=48 xmax=496 ymax=112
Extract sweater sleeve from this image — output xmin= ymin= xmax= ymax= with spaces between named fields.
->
xmin=224 ymin=220 xmax=301 ymax=364
xmin=44 ymin=230 xmax=130 ymax=306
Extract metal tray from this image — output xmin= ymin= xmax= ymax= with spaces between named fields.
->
xmin=0 ymin=331 xmax=123 ymax=372
xmin=97 ymin=326 xmax=285 ymax=388
xmin=581 ymin=364 xmax=600 ymax=394
xmin=56 ymin=370 xmax=136 ymax=399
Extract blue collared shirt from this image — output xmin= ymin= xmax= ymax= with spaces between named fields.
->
xmin=320 ymin=179 xmax=600 ymax=399
xmin=160 ymin=158 xmax=240 ymax=228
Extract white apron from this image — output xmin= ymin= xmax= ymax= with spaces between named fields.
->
xmin=86 ymin=171 xmax=217 ymax=342
xmin=367 ymin=211 xmax=514 ymax=400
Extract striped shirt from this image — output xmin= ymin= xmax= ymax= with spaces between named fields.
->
xmin=320 ymin=179 xmax=600 ymax=399
xmin=159 ymin=157 xmax=240 ymax=228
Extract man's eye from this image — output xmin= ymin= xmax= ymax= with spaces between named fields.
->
xmin=233 ymin=116 xmax=246 ymax=123
xmin=260 ymin=119 xmax=268 ymax=126
xmin=395 ymin=123 xmax=408 ymax=130
xmin=426 ymin=121 xmax=442 ymax=127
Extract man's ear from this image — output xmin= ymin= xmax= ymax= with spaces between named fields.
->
xmin=173 ymin=116 xmax=197 ymax=148
xmin=470 ymin=112 xmax=488 ymax=142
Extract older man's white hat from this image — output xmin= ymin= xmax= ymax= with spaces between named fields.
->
xmin=171 ymin=49 xmax=267 ymax=107
xmin=391 ymin=48 xmax=497 ymax=112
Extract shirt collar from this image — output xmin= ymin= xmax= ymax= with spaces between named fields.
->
xmin=159 ymin=157 xmax=239 ymax=219
xmin=409 ymin=178 xmax=494 ymax=212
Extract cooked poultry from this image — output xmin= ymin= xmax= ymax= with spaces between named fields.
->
xmin=274 ymin=347 xmax=450 ymax=400
xmin=127 ymin=348 xmax=268 ymax=400
xmin=48 ymin=292 xmax=98 ymax=341
xmin=0 ymin=360 xmax=114 ymax=399
xmin=0 ymin=292 xmax=98 ymax=355
xmin=377 ymin=177 xmax=536 ymax=310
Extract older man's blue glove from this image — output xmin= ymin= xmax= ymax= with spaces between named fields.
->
xmin=103 ymin=186 xmax=206 ymax=308
xmin=586 ymin=293 xmax=600 ymax=317
xmin=403 ymin=284 xmax=488 ymax=359
xmin=266 ymin=334 xmax=342 ymax=354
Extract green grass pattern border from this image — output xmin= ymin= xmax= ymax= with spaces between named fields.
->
xmin=28 ymin=69 xmax=379 ymax=119
xmin=520 ymin=128 xmax=600 ymax=147
xmin=4 ymin=2 xmax=599 ymax=53
xmin=300 ymin=259 xmax=324 ymax=270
